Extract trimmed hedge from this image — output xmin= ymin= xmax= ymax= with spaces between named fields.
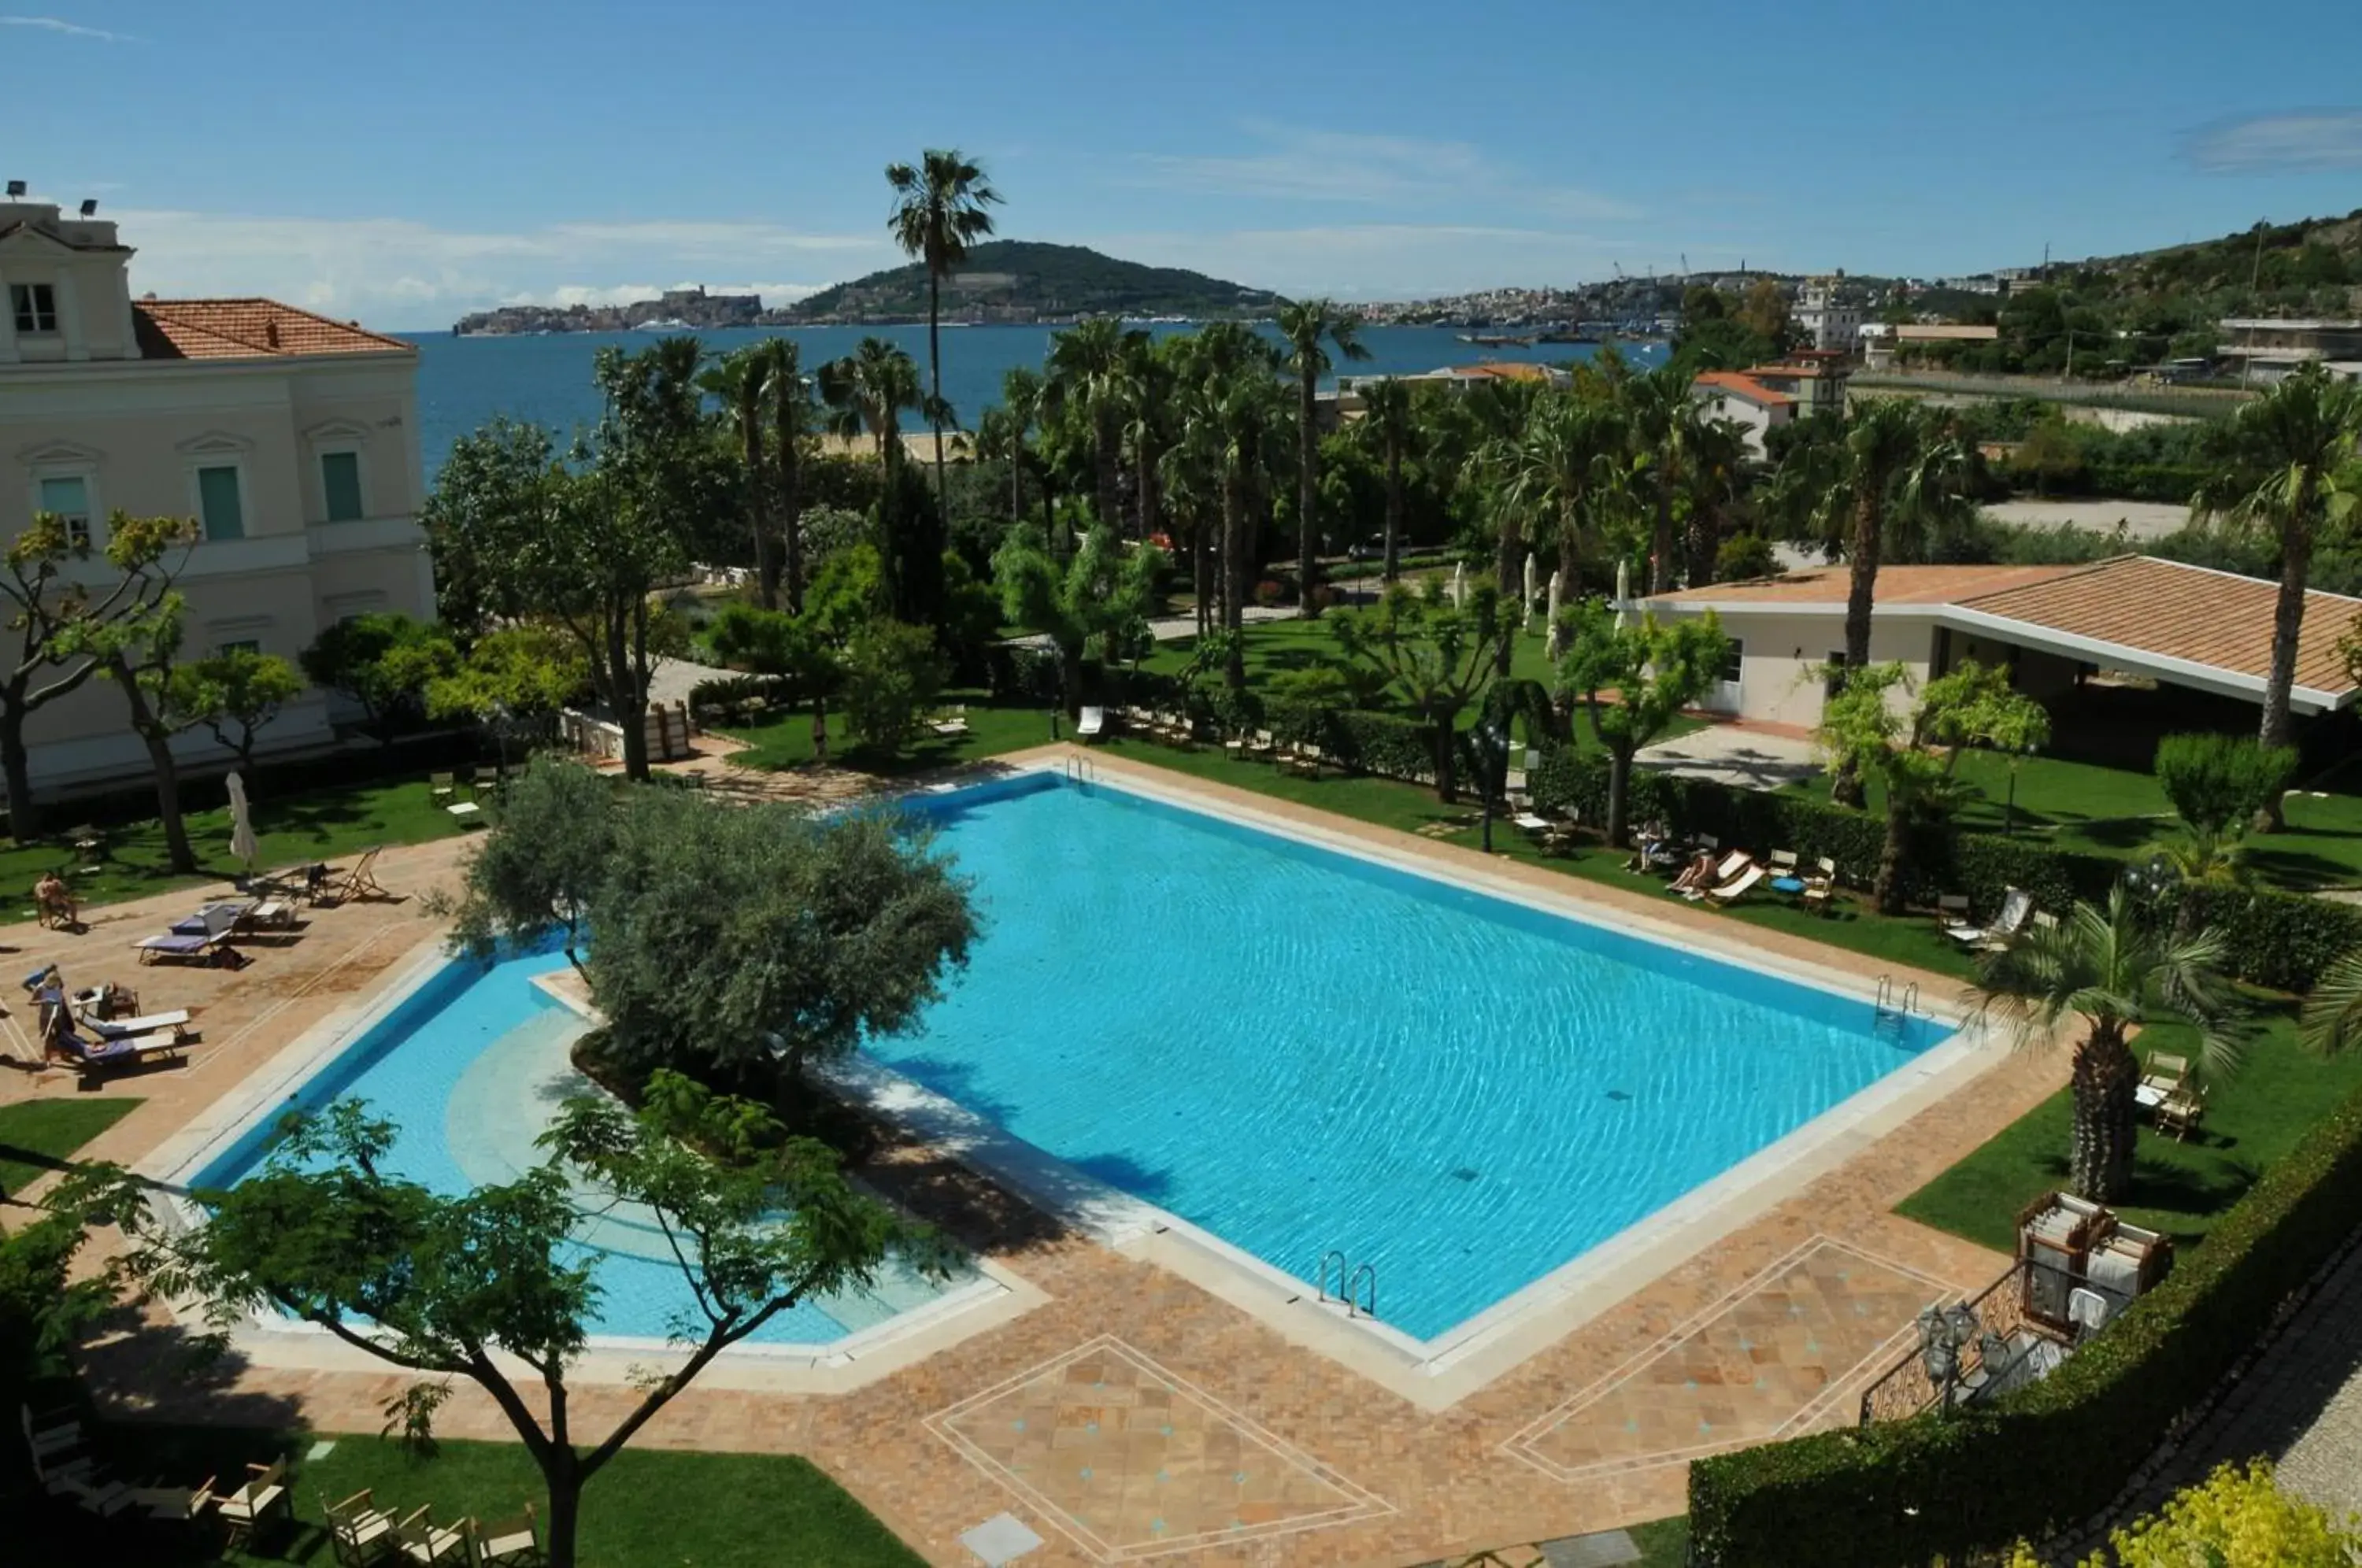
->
xmin=1689 ymin=1075 xmax=2362 ymax=1566
xmin=1527 ymin=745 xmax=2356 ymax=992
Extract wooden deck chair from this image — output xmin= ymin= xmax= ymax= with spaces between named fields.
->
xmin=429 ymin=771 xmax=456 ymax=802
xmin=395 ymin=1502 xmax=468 ymax=1565
xmin=470 ymin=1503 xmax=541 ymax=1566
xmin=329 ymin=847 xmax=391 ymax=904
xmin=2136 ymin=1052 xmax=2190 ymax=1113
xmin=217 ymin=1459 xmax=288 ymax=1548
xmin=321 ymin=1485 xmax=394 ymax=1566
xmin=1801 ymin=856 xmax=1837 ymax=914
xmin=2157 ymin=1085 xmax=2205 ymax=1142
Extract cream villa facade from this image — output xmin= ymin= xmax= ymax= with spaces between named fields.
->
xmin=0 ymin=197 xmax=433 ymax=791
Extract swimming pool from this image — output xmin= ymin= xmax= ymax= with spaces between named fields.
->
xmin=871 ymin=771 xmax=1950 ymax=1344
xmin=189 ymin=946 xmax=962 ymax=1346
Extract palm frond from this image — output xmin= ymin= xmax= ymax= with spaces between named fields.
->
xmin=2299 ymin=949 xmax=2362 ymax=1056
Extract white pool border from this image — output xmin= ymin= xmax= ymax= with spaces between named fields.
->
xmin=135 ymin=934 xmax=1041 ymax=1396
xmin=838 ymin=756 xmax=2004 ymax=1411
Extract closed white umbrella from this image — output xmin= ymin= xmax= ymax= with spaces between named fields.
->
xmin=1450 ymin=561 xmax=1467 ymax=608
xmin=1614 ymin=559 xmax=1632 ymax=631
xmin=225 ymin=771 xmax=257 ymax=873
xmin=1522 ymin=553 xmax=1538 ymax=623
xmin=1546 ymin=570 xmax=1565 ymax=659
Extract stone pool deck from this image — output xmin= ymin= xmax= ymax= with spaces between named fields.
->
xmin=0 ymin=748 xmax=2073 ymax=1568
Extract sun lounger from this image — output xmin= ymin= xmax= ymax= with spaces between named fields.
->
xmin=1075 ymin=705 xmax=1105 ymax=742
xmin=1512 ymin=811 xmax=1553 ymax=834
xmin=170 ymin=900 xmax=252 ymax=939
xmin=133 ymin=931 xmax=239 ymax=967
xmin=1700 ymin=863 xmax=1768 ymax=906
xmin=1946 ymin=887 xmax=2033 ymax=949
xmin=1247 ymin=729 xmax=1275 ymax=758
xmin=86 ymin=1009 xmax=192 ymax=1041
xmin=54 ymin=1026 xmax=187 ymax=1076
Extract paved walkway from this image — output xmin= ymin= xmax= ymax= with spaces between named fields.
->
xmin=1635 ymin=724 xmax=1823 ymax=793
xmin=7 ymin=752 xmax=2077 ymax=1567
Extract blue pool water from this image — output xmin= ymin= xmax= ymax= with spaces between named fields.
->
xmin=878 ymin=775 xmax=1945 ymax=1341
xmin=192 ymin=948 xmax=953 ymax=1344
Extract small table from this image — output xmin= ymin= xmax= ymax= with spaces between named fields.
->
xmin=446 ymin=801 xmax=483 ymax=823
xmin=1771 ymin=876 xmax=1806 ymax=895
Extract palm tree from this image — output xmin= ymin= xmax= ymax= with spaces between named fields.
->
xmin=1623 ymin=364 xmax=1697 ymax=594
xmin=2191 ymin=363 xmax=2362 ymax=807
xmin=1195 ymin=366 xmax=1287 ymax=688
xmin=1680 ymin=416 xmax=1752 ymax=586
xmin=886 ymin=149 xmax=1002 ymax=529
xmin=1356 ymin=376 xmax=1419 ymax=582
xmin=1838 ymin=399 xmax=1969 ymax=671
xmin=764 ymin=338 xmax=816 ymax=613
xmin=1045 ymin=317 xmax=1144 ymax=536
xmin=1506 ymin=394 xmax=1624 ymax=607
xmin=818 ymin=338 xmax=927 ymax=613
xmin=1275 ymin=299 xmax=1370 ymax=616
xmin=1970 ymin=886 xmax=2240 ymax=1203
xmin=1118 ymin=334 xmax=1179 ymax=551
xmin=696 ymin=345 xmax=776 ymax=609
xmin=977 ymin=365 xmax=1046 ymax=530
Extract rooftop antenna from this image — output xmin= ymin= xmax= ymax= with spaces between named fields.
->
xmin=4 ymin=180 xmax=24 ymax=198
xmin=78 ymin=198 xmax=97 ymax=217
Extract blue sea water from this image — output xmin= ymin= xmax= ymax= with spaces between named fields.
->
xmin=405 ymin=324 xmax=1658 ymax=479
xmin=878 ymin=775 xmax=1942 ymax=1341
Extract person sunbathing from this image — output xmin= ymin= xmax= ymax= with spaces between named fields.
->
xmin=34 ymin=871 xmax=77 ymax=930
xmin=1668 ymin=849 xmax=1719 ymax=893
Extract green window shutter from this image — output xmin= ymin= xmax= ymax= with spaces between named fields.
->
xmin=37 ymin=476 xmax=87 ymax=517
xmin=198 ymin=465 xmax=244 ymax=541
xmin=320 ymin=451 xmax=364 ymax=522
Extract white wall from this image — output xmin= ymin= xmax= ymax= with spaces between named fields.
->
xmin=1672 ymin=608 xmax=1938 ymax=727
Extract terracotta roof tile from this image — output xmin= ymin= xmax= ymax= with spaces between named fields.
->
xmin=1957 ymin=555 xmax=2362 ymax=696
xmin=1692 ymin=371 xmax=1795 ymax=409
xmin=1648 ymin=564 xmax=2077 ymax=607
xmin=132 ymin=299 xmax=411 ymax=361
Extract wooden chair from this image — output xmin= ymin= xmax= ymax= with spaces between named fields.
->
xmin=328 ymin=846 xmax=392 ymax=904
xmin=217 ymin=1459 xmax=290 ymax=1549
xmin=2157 ymin=1085 xmax=2206 ymax=1143
xmin=428 ymin=771 xmax=456 ymax=803
xmin=395 ymin=1503 xmax=468 ymax=1565
xmin=471 ymin=1503 xmax=542 ymax=1566
xmin=129 ymin=1474 xmax=217 ymax=1524
xmin=1801 ymin=856 xmax=1837 ymax=915
xmin=2136 ymin=1052 xmax=2190 ymax=1115
xmin=1247 ymin=728 xmax=1275 ymax=760
xmin=322 ymin=1485 xmax=395 ymax=1566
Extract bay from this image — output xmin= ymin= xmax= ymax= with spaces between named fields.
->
xmin=403 ymin=324 xmax=1659 ymax=480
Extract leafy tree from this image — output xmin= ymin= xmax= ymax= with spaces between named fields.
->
xmin=1555 ymin=603 xmax=1731 ymax=847
xmin=2190 ymin=361 xmax=2362 ymax=791
xmin=1275 ymin=299 xmax=1370 ymax=614
xmin=170 ymin=647 xmax=305 ymax=778
xmin=697 ymin=340 xmax=802 ymax=611
xmin=1623 ymin=364 xmax=1701 ymax=594
xmin=1044 ymin=317 xmax=1146 ymax=536
xmin=1355 ymin=375 xmax=1420 ymax=582
xmin=705 ymin=601 xmax=803 ymax=675
xmin=1971 ymin=886 xmax=2239 ymax=1202
xmin=975 ymin=365 xmax=1049 ymax=539
xmin=2153 ymin=731 xmax=2298 ymax=838
xmin=422 ymin=416 xmax=558 ymax=635
xmin=2012 ymin=1460 xmax=2360 ymax=1568
xmin=0 ymin=1211 xmax=117 ymax=1411
xmin=1331 ymin=579 xmax=1511 ymax=803
xmin=839 ymin=619 xmax=946 ymax=756
xmin=76 ymin=1074 xmax=946 ymax=1568
xmin=887 ymin=148 xmax=1002 ymax=529
xmin=1712 ymin=532 xmax=1778 ymax=582
xmin=300 ymin=612 xmax=458 ymax=739
xmin=990 ymin=522 xmax=1163 ymax=708
xmin=424 ymin=624 xmax=588 ymax=775
xmin=765 ymin=338 xmax=820 ymax=614
xmin=0 ymin=510 xmax=187 ymax=840
xmin=1735 ymin=277 xmax=1792 ymax=350
xmin=820 ymin=337 xmax=949 ymax=623
xmin=1816 ymin=660 xmax=2051 ymax=912
xmin=446 ymin=753 xmax=619 ymax=976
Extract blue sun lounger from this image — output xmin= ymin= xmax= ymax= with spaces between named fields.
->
xmin=52 ymin=1026 xmax=187 ymax=1078
xmin=133 ymin=931 xmax=237 ymax=967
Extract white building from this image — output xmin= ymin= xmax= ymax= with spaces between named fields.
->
xmin=1794 ymin=278 xmax=1864 ymax=354
xmin=0 ymin=196 xmax=435 ymax=793
xmin=1690 ymin=372 xmax=1795 ymax=457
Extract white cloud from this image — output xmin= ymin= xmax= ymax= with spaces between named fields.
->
xmin=1132 ymin=120 xmax=1635 ymax=222
xmin=109 ymin=208 xmax=894 ymax=327
xmin=0 ymin=14 xmax=135 ymax=42
xmin=2183 ymin=109 xmax=2362 ymax=171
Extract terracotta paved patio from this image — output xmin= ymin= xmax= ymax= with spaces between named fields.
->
xmin=2 ymin=749 xmax=2073 ymax=1566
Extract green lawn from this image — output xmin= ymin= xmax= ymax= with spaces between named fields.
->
xmin=1631 ymin=1515 xmax=1691 ymax=1567
xmin=0 ymin=1097 xmax=141 ymax=1193
xmin=20 ymin=1426 xmax=921 ymax=1567
xmin=1896 ymin=1007 xmax=2362 ymax=1255
xmin=0 ymin=777 xmax=468 ymax=915
xmin=717 ymin=690 xmax=1057 ymax=773
xmin=1099 ymin=737 xmax=1977 ymax=983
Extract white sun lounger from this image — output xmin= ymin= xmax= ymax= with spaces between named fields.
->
xmin=1691 ymin=863 xmax=1768 ymax=905
xmin=1075 ymin=706 xmax=1105 ymax=741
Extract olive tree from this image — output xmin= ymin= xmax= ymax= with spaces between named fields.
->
xmin=1331 ymin=579 xmax=1512 ymax=804
xmin=1554 ymin=601 xmax=1731 ymax=847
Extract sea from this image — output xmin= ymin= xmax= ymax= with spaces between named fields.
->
xmin=403 ymin=324 xmax=1657 ymax=479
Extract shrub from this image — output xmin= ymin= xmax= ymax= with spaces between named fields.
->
xmin=686 ymin=672 xmax=790 ymax=720
xmin=1253 ymin=579 xmax=1287 ymax=608
xmin=984 ymin=643 xmax=1063 ymax=703
xmin=2019 ymin=1460 xmax=2362 ymax=1568
xmin=2154 ymin=733 xmax=2297 ymax=834
xmin=1712 ymin=533 xmax=1779 ymax=582
xmin=839 ymin=619 xmax=946 ymax=755
xmin=1689 ymin=1077 xmax=2362 ymax=1566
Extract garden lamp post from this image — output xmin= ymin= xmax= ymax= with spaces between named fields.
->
xmin=1475 ymin=718 xmax=1508 ymax=854
xmin=1916 ymin=1301 xmax=1979 ymax=1413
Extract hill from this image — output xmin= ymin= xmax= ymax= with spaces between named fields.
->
xmin=2080 ymin=209 xmax=2362 ymax=302
xmin=779 ymin=241 xmax=1280 ymax=324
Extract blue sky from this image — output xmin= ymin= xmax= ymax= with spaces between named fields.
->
xmin=6 ymin=1 xmax=2361 ymax=327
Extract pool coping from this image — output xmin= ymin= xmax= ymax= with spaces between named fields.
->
xmin=831 ymin=756 xmax=2008 ymax=1411
xmin=134 ymin=935 xmax=1045 ymax=1396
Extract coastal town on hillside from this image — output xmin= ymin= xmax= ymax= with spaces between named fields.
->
xmin=7 ymin=35 xmax=2362 ymax=1565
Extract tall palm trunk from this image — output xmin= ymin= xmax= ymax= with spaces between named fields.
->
xmin=1833 ymin=486 xmax=1886 ymax=808
xmin=772 ymin=398 xmax=802 ymax=614
xmin=736 ymin=384 xmax=774 ymax=611
xmin=2256 ymin=494 xmax=2316 ymax=830
xmin=1094 ymin=411 xmax=1122 ymax=536
xmin=1494 ymin=507 xmax=1523 ymax=676
xmin=1297 ymin=366 xmax=1320 ymax=616
xmin=1137 ymin=442 xmax=1163 ymax=547
xmin=1383 ymin=436 xmax=1404 ymax=584
xmin=927 ymin=271 xmax=950 ymax=532
xmin=1194 ymin=512 xmax=1213 ymax=637
xmin=1222 ymin=475 xmax=1247 ymax=690
xmin=1009 ymin=447 xmax=1025 ymax=528
xmin=2069 ymin=1022 xmax=2140 ymax=1202
xmin=1649 ymin=475 xmax=1676 ymax=594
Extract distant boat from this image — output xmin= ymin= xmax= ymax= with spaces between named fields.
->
xmin=1458 ymin=331 xmax=1536 ymax=347
xmin=633 ymin=317 xmax=691 ymax=331
xmin=1537 ymin=328 xmax=1598 ymax=345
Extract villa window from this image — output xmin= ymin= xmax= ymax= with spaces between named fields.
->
xmin=1719 ymin=640 xmax=1745 ymax=685
xmin=197 ymin=464 xmax=245 ymax=542
xmin=320 ymin=450 xmax=364 ymax=522
xmin=217 ymin=638 xmax=261 ymax=657
xmin=9 ymin=282 xmax=57 ymax=334
xmin=36 ymin=475 xmax=91 ymax=548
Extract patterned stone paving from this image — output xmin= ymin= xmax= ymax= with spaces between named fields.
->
xmin=930 ymin=1335 xmax=1391 ymax=1561
xmin=1506 ymin=1237 xmax=1951 ymax=1483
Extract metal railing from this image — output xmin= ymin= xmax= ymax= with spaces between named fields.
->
xmin=1858 ymin=1262 xmax=2038 ymax=1425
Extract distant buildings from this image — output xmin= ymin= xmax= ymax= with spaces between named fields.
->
xmin=1734 ymin=352 xmax=1851 ymax=419
xmin=1 ymin=195 xmax=433 ymax=791
xmin=1690 ymin=372 xmax=1795 ymax=457
xmin=453 ymin=284 xmax=765 ymax=336
xmin=1794 ymin=278 xmax=1864 ymax=353
xmin=2213 ymin=318 xmax=2362 ymax=384
xmin=1323 ymin=361 xmax=1574 ymax=425
xmin=1857 ymin=322 xmax=1999 ymax=370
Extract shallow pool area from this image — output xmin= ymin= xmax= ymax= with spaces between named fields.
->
xmin=191 ymin=947 xmax=961 ymax=1346
xmin=873 ymin=772 xmax=1950 ymax=1344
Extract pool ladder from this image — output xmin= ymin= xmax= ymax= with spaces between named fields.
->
xmin=1063 ymin=754 xmax=1099 ymax=786
xmin=1316 ymin=1249 xmax=1377 ymax=1319
xmin=1873 ymin=974 xmax=1919 ymax=1034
